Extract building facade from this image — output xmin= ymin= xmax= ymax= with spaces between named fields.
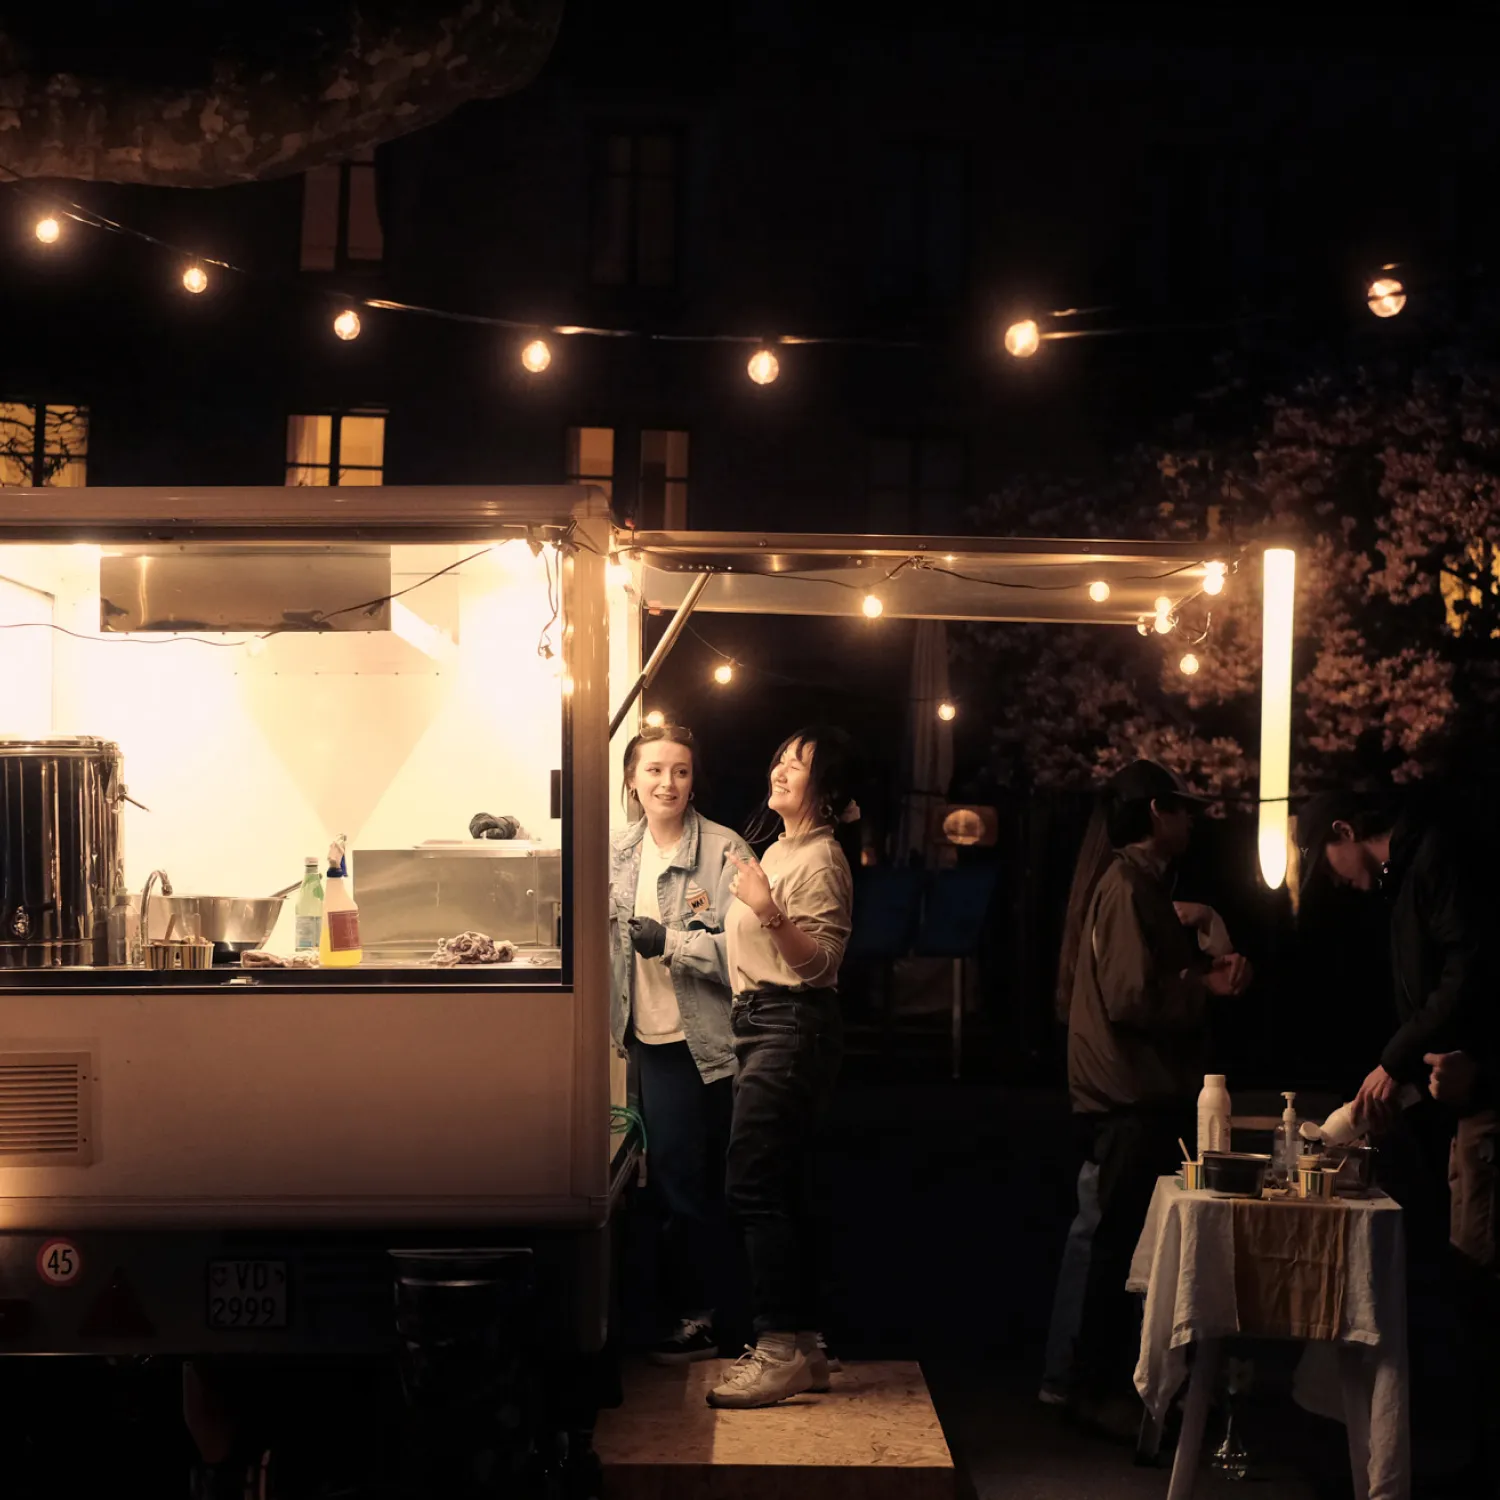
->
xmin=0 ymin=4 xmax=1492 ymax=534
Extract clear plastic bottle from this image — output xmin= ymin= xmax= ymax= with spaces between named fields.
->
xmin=1274 ymin=1091 xmax=1299 ymax=1185
xmin=1197 ymin=1074 xmax=1232 ymax=1157
xmin=318 ymin=838 xmax=362 ymax=968
xmin=294 ymin=857 xmax=323 ymax=953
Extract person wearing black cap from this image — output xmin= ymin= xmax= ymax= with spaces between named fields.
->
xmin=1297 ymin=790 xmax=1497 ymax=1269
xmin=1065 ymin=760 xmax=1252 ymax=1437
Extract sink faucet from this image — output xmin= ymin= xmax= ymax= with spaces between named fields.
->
xmin=138 ymin=869 xmax=173 ymax=960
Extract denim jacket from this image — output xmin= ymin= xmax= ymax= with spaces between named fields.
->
xmin=610 ymin=806 xmax=750 ymax=1085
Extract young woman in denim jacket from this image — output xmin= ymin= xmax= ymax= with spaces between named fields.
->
xmin=611 ymin=723 xmax=751 ymax=1365
xmin=707 ymin=725 xmax=858 ymax=1409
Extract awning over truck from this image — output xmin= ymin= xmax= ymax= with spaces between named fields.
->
xmin=624 ymin=531 xmax=1231 ymax=626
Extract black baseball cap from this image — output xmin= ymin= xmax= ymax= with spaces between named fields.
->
xmin=1105 ymin=760 xmax=1209 ymax=808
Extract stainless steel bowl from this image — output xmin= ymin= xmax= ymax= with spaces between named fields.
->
xmin=126 ymin=895 xmax=285 ymax=964
xmin=1202 ymin=1150 xmax=1272 ymax=1197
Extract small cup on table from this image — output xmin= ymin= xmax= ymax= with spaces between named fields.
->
xmin=1180 ymin=1160 xmax=1205 ymax=1192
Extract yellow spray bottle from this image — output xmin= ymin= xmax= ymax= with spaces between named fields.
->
xmin=318 ymin=835 xmax=362 ymax=968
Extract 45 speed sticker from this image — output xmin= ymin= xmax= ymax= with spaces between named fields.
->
xmin=37 ymin=1239 xmax=82 ymax=1286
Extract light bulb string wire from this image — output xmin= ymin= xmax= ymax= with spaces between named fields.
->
xmin=2 ymin=165 xmax=1450 ymax=351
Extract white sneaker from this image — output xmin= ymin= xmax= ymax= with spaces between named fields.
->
xmin=707 ymin=1343 xmax=815 ymax=1409
xmin=801 ymin=1332 xmax=833 ymax=1392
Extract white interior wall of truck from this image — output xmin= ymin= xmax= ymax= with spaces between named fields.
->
xmin=0 ymin=542 xmax=563 ymax=955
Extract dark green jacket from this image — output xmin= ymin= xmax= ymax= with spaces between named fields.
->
xmin=1067 ymin=845 xmax=1211 ymax=1114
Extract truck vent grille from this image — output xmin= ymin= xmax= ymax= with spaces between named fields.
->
xmin=0 ymin=1052 xmax=94 ymax=1165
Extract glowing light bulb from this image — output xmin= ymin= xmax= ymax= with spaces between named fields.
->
xmin=521 ymin=338 xmax=551 ymax=373
xmin=1180 ymin=653 xmax=1200 ymax=676
xmin=747 ymin=348 xmax=780 ymax=386
xmin=713 ymin=663 xmax=734 ymax=685
xmin=645 ymin=710 xmax=666 ymax=729
xmin=1137 ymin=619 xmax=1151 ymax=637
xmin=1088 ymin=580 xmax=1111 ymax=604
xmin=182 ymin=264 xmax=208 ymax=295
xmin=861 ymin=593 xmax=884 ymax=619
xmin=1367 ymin=276 xmax=1406 ymax=318
xmin=1004 ymin=319 xmax=1040 ymax=358
xmin=1203 ymin=561 xmax=1227 ymax=596
xmin=606 ymin=559 xmax=631 ymax=590
xmin=1153 ymin=595 xmax=1173 ymax=634
xmin=937 ymin=701 xmax=957 ymax=722
xmin=333 ymin=308 xmax=361 ymax=341
xmin=34 ymin=217 xmax=61 ymax=245
xmin=244 ymin=635 xmax=267 ymax=658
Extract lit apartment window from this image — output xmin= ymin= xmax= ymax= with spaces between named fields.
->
xmin=638 ymin=430 xmax=689 ymax=529
xmin=590 ymin=131 xmax=680 ymax=288
xmin=871 ymin=144 xmax=966 ymax=302
xmin=868 ymin=437 xmax=965 ymax=533
xmin=300 ymin=146 xmax=384 ymax=272
xmin=565 ymin=426 xmax=615 ymax=501
xmin=286 ymin=411 xmax=386 ymax=486
xmin=0 ymin=402 xmax=89 ymax=487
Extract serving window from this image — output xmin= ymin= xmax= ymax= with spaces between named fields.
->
xmin=0 ymin=535 xmax=573 ymax=986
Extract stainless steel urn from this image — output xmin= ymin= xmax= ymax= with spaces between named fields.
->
xmin=0 ymin=737 xmax=125 ymax=967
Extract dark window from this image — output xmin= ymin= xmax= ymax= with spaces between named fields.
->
xmin=286 ymin=410 xmax=387 ymax=486
xmin=868 ymin=438 xmax=965 ymax=533
xmin=0 ymin=403 xmax=89 ymax=487
xmin=591 ymin=131 xmax=680 ymax=288
xmin=871 ymin=145 xmax=966 ymax=301
xmin=638 ymin=430 xmax=689 ymax=528
xmin=301 ymin=147 xmax=383 ymax=272
xmin=565 ymin=426 xmax=616 ymax=502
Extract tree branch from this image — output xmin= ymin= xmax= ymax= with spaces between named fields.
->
xmin=0 ymin=1 xmax=562 ymax=186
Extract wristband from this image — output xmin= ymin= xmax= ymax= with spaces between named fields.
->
xmin=761 ymin=909 xmax=785 ymax=931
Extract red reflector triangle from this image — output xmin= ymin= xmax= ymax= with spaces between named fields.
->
xmin=79 ymin=1267 xmax=155 ymax=1338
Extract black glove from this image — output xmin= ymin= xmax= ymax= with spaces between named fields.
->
xmin=628 ymin=916 xmax=667 ymax=960
xmin=469 ymin=812 xmax=520 ymax=841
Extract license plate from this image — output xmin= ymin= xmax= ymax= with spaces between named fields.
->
xmin=207 ymin=1260 xmax=288 ymax=1329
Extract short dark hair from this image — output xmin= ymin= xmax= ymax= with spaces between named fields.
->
xmin=1296 ymin=789 xmax=1400 ymax=886
xmin=622 ymin=723 xmax=699 ymax=812
xmin=747 ymin=724 xmax=859 ymax=841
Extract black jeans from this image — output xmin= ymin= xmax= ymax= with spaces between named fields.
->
xmin=724 ymin=990 xmax=843 ymax=1337
xmin=631 ymin=1039 xmax=736 ymax=1324
xmin=1072 ymin=1105 xmax=1193 ymax=1403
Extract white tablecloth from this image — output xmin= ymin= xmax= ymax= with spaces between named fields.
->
xmin=1128 ymin=1178 xmax=1409 ymax=1500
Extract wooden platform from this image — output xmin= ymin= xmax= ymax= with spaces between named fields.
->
xmin=593 ymin=1359 xmax=957 ymax=1500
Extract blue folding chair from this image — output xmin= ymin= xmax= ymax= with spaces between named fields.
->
xmin=913 ymin=867 xmax=999 ymax=1079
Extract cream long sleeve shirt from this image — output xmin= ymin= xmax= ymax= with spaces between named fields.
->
xmin=724 ymin=827 xmax=853 ymax=998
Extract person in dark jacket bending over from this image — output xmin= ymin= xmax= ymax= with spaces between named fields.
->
xmin=1298 ymin=791 xmax=1497 ymax=1270
xmin=1066 ymin=761 xmax=1252 ymax=1437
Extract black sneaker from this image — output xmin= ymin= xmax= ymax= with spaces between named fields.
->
xmin=647 ymin=1316 xmax=720 ymax=1366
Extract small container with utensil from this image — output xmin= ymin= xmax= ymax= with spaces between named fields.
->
xmin=1296 ymin=1163 xmax=1338 ymax=1200
xmin=1180 ymin=1161 xmax=1205 ymax=1191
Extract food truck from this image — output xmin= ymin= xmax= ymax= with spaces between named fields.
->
xmin=0 ymin=485 xmax=1272 ymax=1431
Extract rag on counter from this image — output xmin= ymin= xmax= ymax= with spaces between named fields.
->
xmin=432 ymin=932 xmax=517 ymax=966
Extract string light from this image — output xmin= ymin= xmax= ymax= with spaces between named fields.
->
xmin=1153 ymin=596 xmax=1173 ymax=635
xmin=333 ymin=308 xmax=361 ymax=341
xmin=1137 ymin=619 xmax=1151 ymax=637
xmin=1004 ymin=319 xmax=1040 ymax=358
xmin=1180 ymin=653 xmax=1201 ymax=676
xmin=747 ymin=349 xmax=780 ymax=385
xmin=606 ymin=558 xmax=631 ymax=589
xmin=182 ymin=264 xmax=208 ymax=295
xmin=713 ymin=662 xmax=734 ymax=685
xmin=1203 ymin=561 xmax=1227 ymax=596
xmin=34 ymin=216 xmax=60 ymax=244
xmin=1367 ymin=275 xmax=1406 ymax=318
xmin=1088 ymin=580 xmax=1111 ymax=603
xmin=861 ymin=593 xmax=884 ymax=619
xmin=521 ymin=338 xmax=551 ymax=373
xmin=937 ymin=700 xmax=957 ymax=722
xmin=645 ymin=710 xmax=666 ymax=728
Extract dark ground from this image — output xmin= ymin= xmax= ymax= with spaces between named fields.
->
xmin=0 ymin=1064 xmax=1447 ymax=1498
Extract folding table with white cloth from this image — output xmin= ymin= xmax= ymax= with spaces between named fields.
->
xmin=1127 ymin=1177 xmax=1409 ymax=1500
